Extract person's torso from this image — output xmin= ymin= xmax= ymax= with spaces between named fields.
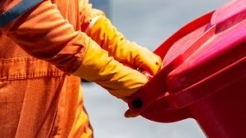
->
xmin=0 ymin=0 xmax=93 ymax=137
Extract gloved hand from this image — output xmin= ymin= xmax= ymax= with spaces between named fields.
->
xmin=73 ymin=38 xmax=149 ymax=99
xmin=85 ymin=16 xmax=162 ymax=76
xmin=85 ymin=16 xmax=162 ymax=118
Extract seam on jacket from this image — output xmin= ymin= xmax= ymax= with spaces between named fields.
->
xmin=0 ymin=0 xmax=42 ymax=28
xmin=0 ymin=57 xmax=64 ymax=81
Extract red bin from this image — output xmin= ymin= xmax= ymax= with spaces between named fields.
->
xmin=128 ymin=0 xmax=246 ymax=137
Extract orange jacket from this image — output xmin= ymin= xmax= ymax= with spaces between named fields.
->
xmin=0 ymin=0 xmax=103 ymax=137
xmin=0 ymin=0 xmax=161 ymax=137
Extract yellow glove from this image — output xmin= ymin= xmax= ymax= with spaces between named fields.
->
xmin=85 ymin=16 xmax=162 ymax=75
xmin=73 ymin=38 xmax=148 ymax=98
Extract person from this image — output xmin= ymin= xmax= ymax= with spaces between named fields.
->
xmin=0 ymin=0 xmax=162 ymax=138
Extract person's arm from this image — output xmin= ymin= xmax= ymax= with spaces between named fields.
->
xmin=86 ymin=16 xmax=162 ymax=75
xmin=78 ymin=0 xmax=162 ymax=75
xmin=0 ymin=0 xmax=148 ymax=98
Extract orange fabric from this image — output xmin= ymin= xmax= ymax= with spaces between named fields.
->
xmin=0 ymin=0 xmax=160 ymax=137
xmin=2 ymin=1 xmax=85 ymax=73
xmin=0 ymin=0 xmax=102 ymax=137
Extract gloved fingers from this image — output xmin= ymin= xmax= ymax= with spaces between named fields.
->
xmin=136 ymin=48 xmax=162 ymax=75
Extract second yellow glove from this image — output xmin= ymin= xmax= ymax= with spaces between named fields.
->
xmin=85 ymin=16 xmax=162 ymax=75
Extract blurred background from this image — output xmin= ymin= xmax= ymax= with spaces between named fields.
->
xmin=83 ymin=0 xmax=229 ymax=138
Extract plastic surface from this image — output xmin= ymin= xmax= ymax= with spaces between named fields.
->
xmin=128 ymin=0 xmax=246 ymax=137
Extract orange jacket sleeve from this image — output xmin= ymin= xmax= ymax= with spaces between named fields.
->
xmin=1 ymin=0 xmax=89 ymax=73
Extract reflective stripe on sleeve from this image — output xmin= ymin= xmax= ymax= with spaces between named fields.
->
xmin=0 ymin=0 xmax=42 ymax=28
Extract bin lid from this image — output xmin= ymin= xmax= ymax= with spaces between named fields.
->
xmin=165 ymin=0 xmax=246 ymax=91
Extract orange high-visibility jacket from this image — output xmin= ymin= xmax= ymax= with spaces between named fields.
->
xmin=0 ymin=0 xmax=104 ymax=137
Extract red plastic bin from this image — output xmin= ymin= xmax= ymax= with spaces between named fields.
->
xmin=128 ymin=0 xmax=246 ymax=137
